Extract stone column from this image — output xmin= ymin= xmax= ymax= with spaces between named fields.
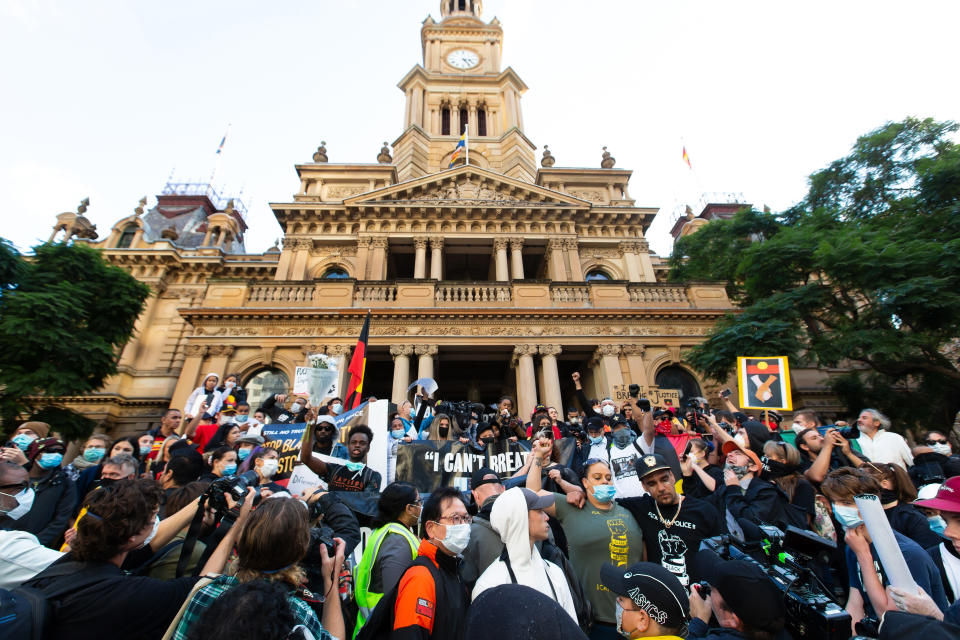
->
xmin=494 ymin=238 xmax=510 ymax=281
xmin=429 ymin=236 xmax=444 ymax=280
xmin=621 ymin=344 xmax=650 ymax=387
xmin=289 ymin=238 xmax=311 ymax=280
xmin=206 ymin=345 xmax=235 ymax=382
xmin=512 ymin=345 xmax=538 ymax=419
xmin=171 ymin=345 xmax=208 ymax=414
xmin=547 ymin=238 xmax=567 ymax=281
xmin=564 ymin=239 xmax=584 ymax=281
xmin=415 ymin=344 xmax=438 ymax=380
xmin=635 ymin=238 xmax=656 ymax=283
xmin=509 ymin=238 xmax=525 ymax=280
xmin=356 ymin=237 xmax=372 ymax=281
xmin=390 ymin=345 xmax=413 ymax=403
xmin=413 ymin=237 xmax=428 ymax=279
xmin=592 ymin=345 xmax=624 ymax=398
xmin=468 ymin=103 xmax=478 ymax=137
xmin=327 ymin=344 xmax=353 ymax=400
xmin=619 ymin=241 xmax=643 ymax=282
xmin=538 ymin=344 xmax=563 ymax=413
xmin=370 ymin=238 xmax=389 ymax=280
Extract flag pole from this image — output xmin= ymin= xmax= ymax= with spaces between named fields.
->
xmin=465 ymin=123 xmax=469 ymax=166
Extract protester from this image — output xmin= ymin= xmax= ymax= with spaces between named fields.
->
xmin=355 ymin=482 xmax=423 ymax=635
xmin=910 ymin=429 xmax=960 ymax=488
xmin=100 ymin=454 xmax=138 ymax=483
xmin=472 ymin=486 xmax=576 ymax=619
xmin=0 ymin=460 xmax=65 ymax=587
xmin=525 ymin=411 xmax=563 ymax=440
xmin=308 ymin=414 xmax=350 ymax=458
xmin=460 ymin=467 xmax=506 ymax=587
xmin=512 ymin=431 xmax=580 ymax=493
xmin=242 ymin=447 xmax=285 ymax=497
xmin=301 ymin=424 xmax=382 ymax=493
xmin=397 ymin=400 xmax=433 ymax=438
xmin=680 ymin=438 xmax=723 ymax=499
xmin=0 ymin=421 xmax=51 ymax=467
xmin=796 ymin=425 xmax=868 ymax=483
xmin=1 ymin=437 xmax=76 ymax=547
xmin=600 ymin=561 xmax=690 ymax=639
xmin=173 ymin=495 xmax=346 ymax=640
xmin=200 ymin=446 xmax=238 ymax=482
xmin=140 ymin=481 xmax=209 ymax=580
xmin=184 ymin=372 xmax=222 ymax=419
xmin=147 ymin=409 xmax=182 ymax=459
xmin=391 ymin=486 xmax=471 ymax=639
xmin=235 ymin=433 xmax=264 ymax=465
xmin=63 ymin=433 xmax=111 ymax=481
xmin=618 ymin=454 xmax=722 ymax=587
xmin=73 ymin=437 xmax=142 ymax=502
xmin=865 ymin=461 xmax=942 ymax=549
xmin=202 ymin=421 xmax=240 ymax=453
xmin=260 ymin=392 xmax=309 ymax=424
xmin=466 ymin=583 xmax=588 ymax=640
xmin=915 ymin=476 xmax=960 ymax=603
xmin=527 ymin=455 xmax=643 ymax=639
xmin=216 ymin=372 xmax=247 ymax=405
xmin=715 ymin=439 xmax=789 ymax=533
xmin=761 ymin=440 xmax=816 ymax=529
xmin=855 ymin=408 xmax=914 ymax=469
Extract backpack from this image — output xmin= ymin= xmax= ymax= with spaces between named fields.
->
xmin=354 ymin=555 xmax=441 ymax=640
xmin=1 ymin=561 xmax=117 ymax=640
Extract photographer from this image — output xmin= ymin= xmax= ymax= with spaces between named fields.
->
xmin=681 ymin=439 xmax=724 ymax=500
xmin=796 ymin=426 xmax=867 ymax=485
xmin=23 ymin=477 xmax=254 ymax=639
xmin=492 ymin=396 xmax=525 ymax=441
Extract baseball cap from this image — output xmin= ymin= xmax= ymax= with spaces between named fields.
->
xmin=471 ymin=467 xmax=502 ymax=490
xmin=518 ymin=487 xmax=554 ymax=511
xmin=915 ymin=476 xmax=960 ymax=513
xmin=635 ymin=453 xmax=672 ymax=480
xmin=600 ymin=562 xmax=689 ymax=630
xmin=721 ymin=439 xmax=762 ymax=470
xmin=584 ymin=416 xmax=606 ymax=432
xmin=18 ymin=421 xmax=51 ymax=439
xmin=692 ymin=551 xmax=785 ymax=632
xmin=236 ymin=434 xmax=265 ymax=446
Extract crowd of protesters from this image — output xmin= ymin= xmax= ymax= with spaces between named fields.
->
xmin=1 ymin=368 xmax=959 ymax=640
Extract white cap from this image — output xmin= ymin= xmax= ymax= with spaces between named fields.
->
xmin=916 ymin=483 xmax=942 ymax=502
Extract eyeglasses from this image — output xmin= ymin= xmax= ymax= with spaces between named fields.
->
xmin=926 ymin=439 xmax=948 ymax=445
xmin=436 ymin=514 xmax=473 ymax=525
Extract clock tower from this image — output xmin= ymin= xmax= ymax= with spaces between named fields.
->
xmin=392 ymin=0 xmax=536 ymax=182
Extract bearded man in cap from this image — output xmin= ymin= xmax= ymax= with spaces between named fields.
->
xmin=600 ymin=561 xmax=689 ymax=639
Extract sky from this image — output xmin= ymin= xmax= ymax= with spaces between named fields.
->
xmin=1 ymin=0 xmax=958 ymax=257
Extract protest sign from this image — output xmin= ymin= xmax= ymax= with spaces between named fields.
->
xmin=260 ymin=422 xmax=309 ymax=486
xmin=611 ymin=385 xmax=681 ymax=407
xmin=293 ymin=366 xmax=338 ymax=406
xmin=735 ymin=356 xmax=793 ymax=411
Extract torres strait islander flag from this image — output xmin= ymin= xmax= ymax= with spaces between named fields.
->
xmin=344 ymin=312 xmax=371 ymax=410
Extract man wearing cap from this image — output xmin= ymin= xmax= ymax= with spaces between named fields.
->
xmin=600 ymin=561 xmax=689 ymax=639
xmin=910 ymin=476 xmax=960 ymax=608
xmin=473 ymin=486 xmax=577 ymax=620
xmin=460 ymin=467 xmax=505 ymax=587
xmin=687 ymin=553 xmax=789 ymax=639
xmin=618 ymin=454 xmax=721 ymax=587
xmin=1 ymin=421 xmax=52 ymax=467
xmin=716 ymin=439 xmax=789 ymax=535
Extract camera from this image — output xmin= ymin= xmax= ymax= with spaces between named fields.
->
xmin=628 ymin=383 xmax=640 ymax=399
xmin=205 ymin=470 xmax=259 ymax=514
xmin=436 ymin=400 xmax=486 ymax=430
xmin=836 ymin=424 xmax=859 ymax=440
xmin=694 ymin=581 xmax=711 ymax=598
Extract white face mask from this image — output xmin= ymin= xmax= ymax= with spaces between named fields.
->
xmin=225 ymin=381 xmax=236 ymax=389
xmin=259 ymin=458 xmax=279 ymax=478
xmin=931 ymin=442 xmax=952 ymax=456
xmin=733 ymin=433 xmax=747 ymax=449
xmin=602 ymin=404 xmax=616 ymax=418
xmin=137 ymin=515 xmax=160 ymax=549
xmin=1 ymin=487 xmax=35 ymax=520
xmin=437 ymin=522 xmax=471 ymax=555
xmin=289 ymin=402 xmax=303 ymax=414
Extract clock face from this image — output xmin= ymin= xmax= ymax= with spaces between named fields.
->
xmin=447 ymin=49 xmax=479 ymax=70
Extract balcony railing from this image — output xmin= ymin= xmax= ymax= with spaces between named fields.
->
xmin=627 ymin=284 xmax=689 ymax=305
xmin=248 ymin=282 xmax=314 ymax=304
xmin=436 ymin=283 xmax=512 ymax=304
xmin=354 ymin=283 xmax=397 ymax=304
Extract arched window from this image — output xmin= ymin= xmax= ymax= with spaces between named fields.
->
xmin=116 ymin=224 xmax=137 ymax=249
xmin=441 ymin=107 xmax=451 ymax=135
xmin=244 ymin=368 xmax=290 ymax=419
xmin=477 ymin=107 xmax=487 ymax=136
xmin=459 ymin=107 xmax=468 ymax=134
xmin=655 ymin=365 xmax=702 ymax=405
xmin=321 ymin=266 xmax=350 ymax=279
xmin=459 ymin=0 xmax=466 ymax=11
xmin=585 ymin=269 xmax=611 ymax=282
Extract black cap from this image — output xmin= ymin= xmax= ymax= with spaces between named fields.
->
xmin=471 ymin=467 xmax=502 ymax=490
xmin=635 ymin=453 xmax=672 ymax=480
xmin=692 ymin=551 xmax=785 ymax=632
xmin=584 ymin=416 xmax=606 ymax=432
xmin=600 ymin=562 xmax=689 ymax=630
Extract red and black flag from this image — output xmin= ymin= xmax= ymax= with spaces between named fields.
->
xmin=344 ymin=311 xmax=371 ymax=410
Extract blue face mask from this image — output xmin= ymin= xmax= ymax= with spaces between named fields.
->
xmin=139 ymin=445 xmax=152 ymax=456
xmin=332 ymin=403 xmax=343 ymax=414
xmin=345 ymin=461 xmax=365 ymax=473
xmin=237 ymin=448 xmax=251 ymax=461
xmin=222 ymin=463 xmax=237 ymax=476
xmin=832 ymin=504 xmax=863 ymax=531
xmin=83 ymin=447 xmax=106 ymax=463
xmin=235 ymin=414 xmax=249 ymax=424
xmin=589 ymin=434 xmax=605 ymax=446
xmin=37 ymin=452 xmax=63 ymax=469
xmin=929 ymin=515 xmax=947 ymax=536
xmin=592 ymin=484 xmax=617 ymax=503
xmin=12 ymin=434 xmax=35 ymax=451
xmin=390 ymin=428 xmax=406 ymax=440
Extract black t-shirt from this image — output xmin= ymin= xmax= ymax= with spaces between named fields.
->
xmin=681 ymin=464 xmax=724 ymax=500
xmin=618 ymin=494 xmax=722 ymax=587
xmin=324 ymin=463 xmax=382 ymax=493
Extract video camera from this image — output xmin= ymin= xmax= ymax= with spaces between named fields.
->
xmin=700 ymin=523 xmax=851 ymax=640
xmin=435 ymin=400 xmax=486 ymax=431
xmin=205 ymin=470 xmax=260 ymax=515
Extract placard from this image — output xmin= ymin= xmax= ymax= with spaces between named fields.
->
xmin=735 ymin=356 xmax=793 ymax=411
xmin=611 ymin=385 xmax=681 ymax=407
xmin=293 ymin=366 xmax=339 ymax=406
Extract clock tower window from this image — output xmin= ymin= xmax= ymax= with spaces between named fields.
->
xmin=477 ymin=107 xmax=487 ymax=136
xmin=459 ymin=107 xmax=468 ymax=135
xmin=441 ymin=107 xmax=451 ymax=136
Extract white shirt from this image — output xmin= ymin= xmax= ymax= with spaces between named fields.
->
xmin=0 ymin=530 xmax=64 ymax=588
xmin=856 ymin=429 xmax=913 ymax=468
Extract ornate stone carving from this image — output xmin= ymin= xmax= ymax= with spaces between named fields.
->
xmin=284 ymin=237 xmax=312 ymax=251
xmin=636 ymin=239 xmax=650 ymax=252
xmin=513 ymin=344 xmax=537 ymax=357
xmin=601 ymin=146 xmax=616 ymax=169
xmin=586 ymin=248 xmax=621 ymax=259
xmin=184 ymin=345 xmax=208 ymax=357
xmin=619 ymin=241 xmax=643 ymax=255
xmin=301 ymin=344 xmax=324 ymax=356
xmin=562 ymin=239 xmax=579 ymax=251
xmin=594 ymin=344 xmax=622 ymax=358
xmin=357 ymin=236 xmax=372 ymax=249
xmin=377 ymin=142 xmax=392 ymax=164
xmin=312 ymin=141 xmax=328 ymax=162
xmin=370 ymin=237 xmax=390 ymax=250
xmin=509 ymin=237 xmax=524 ymax=250
xmin=429 ymin=236 xmax=444 ymax=249
xmin=540 ymin=145 xmax=555 ymax=168
xmin=310 ymin=245 xmax=357 ymax=258
xmin=413 ymin=237 xmax=429 ymax=250
xmin=414 ymin=344 xmax=438 ymax=356
xmin=326 ymin=185 xmax=366 ymax=199
xmin=327 ymin=344 xmax=353 ymax=357
xmin=538 ymin=344 xmax=562 ymax=357
xmin=569 ymin=189 xmax=605 ymax=203
xmin=493 ymin=238 xmax=509 ymax=252
xmin=207 ymin=345 xmax=235 ymax=357
xmin=390 ymin=344 xmax=414 ymax=358
xmin=621 ymin=344 xmax=646 ymax=357
xmin=546 ymin=238 xmax=564 ymax=252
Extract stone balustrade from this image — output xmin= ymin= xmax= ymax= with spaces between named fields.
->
xmin=247 ymin=282 xmax=315 ymax=305
xmin=550 ymin=284 xmax=591 ymax=304
xmin=354 ymin=283 xmax=398 ymax=304
xmin=436 ymin=283 xmax=512 ymax=304
xmin=627 ymin=284 xmax=690 ymax=305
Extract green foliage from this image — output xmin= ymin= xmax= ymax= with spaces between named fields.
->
xmin=0 ymin=240 xmax=150 ymax=440
xmin=669 ymin=118 xmax=960 ymax=432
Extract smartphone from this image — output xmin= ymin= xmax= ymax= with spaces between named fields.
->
xmin=720 ymin=388 xmax=732 ymax=398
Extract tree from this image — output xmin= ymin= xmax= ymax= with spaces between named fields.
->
xmin=669 ymin=117 xmax=960 ymax=432
xmin=0 ymin=240 xmax=150 ymax=440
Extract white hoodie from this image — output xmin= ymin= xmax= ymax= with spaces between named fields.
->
xmin=472 ymin=487 xmax=578 ymax=622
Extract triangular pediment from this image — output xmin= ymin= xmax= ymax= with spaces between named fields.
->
xmin=343 ymin=166 xmax=591 ymax=209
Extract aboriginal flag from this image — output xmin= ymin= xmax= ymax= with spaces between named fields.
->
xmin=344 ymin=312 xmax=370 ymax=410
xmin=746 ymin=360 xmax=780 ymax=375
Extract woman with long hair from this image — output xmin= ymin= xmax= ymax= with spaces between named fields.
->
xmin=174 ymin=497 xmax=346 ymax=640
xmin=680 ymin=438 xmax=724 ymax=499
xmin=864 ymin=461 xmax=940 ymax=548
xmin=353 ymin=482 xmax=422 ymax=635
xmin=762 ymin=440 xmax=816 ymax=529
xmin=201 ymin=446 xmax=238 ymax=482
xmin=426 ymin=412 xmax=458 ymax=441
xmin=203 ymin=422 xmax=240 ymax=453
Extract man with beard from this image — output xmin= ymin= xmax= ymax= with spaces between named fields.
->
xmin=796 ymin=427 xmax=868 ymax=484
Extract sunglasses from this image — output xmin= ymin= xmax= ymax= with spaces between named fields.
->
xmin=315 ymin=425 xmax=335 ymax=433
xmin=925 ymin=439 xmax=948 ymax=445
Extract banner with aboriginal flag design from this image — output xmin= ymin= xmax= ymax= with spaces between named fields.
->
xmin=735 ymin=356 xmax=793 ymax=411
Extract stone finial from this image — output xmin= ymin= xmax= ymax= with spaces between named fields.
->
xmin=601 ymin=146 xmax=616 ymax=169
xmin=540 ymin=145 xmax=555 ymax=168
xmin=225 ymin=199 xmax=235 ymax=215
xmin=313 ymin=141 xmax=328 ymax=163
xmin=685 ymin=205 xmax=694 ymax=220
xmin=77 ymin=197 xmax=89 ymax=215
xmin=135 ymin=196 xmax=147 ymax=216
xmin=377 ymin=142 xmax=393 ymax=164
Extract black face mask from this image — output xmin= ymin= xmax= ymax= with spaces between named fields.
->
xmin=880 ymin=489 xmax=899 ymax=504
xmin=761 ymin=457 xmax=797 ymax=479
xmin=481 ymin=436 xmax=495 ymax=445
xmin=438 ymin=425 xmax=449 ymax=438
xmin=97 ymin=477 xmax=117 ymax=491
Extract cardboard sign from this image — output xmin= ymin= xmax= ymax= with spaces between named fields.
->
xmin=611 ymin=385 xmax=681 ymax=407
xmin=735 ymin=356 xmax=793 ymax=411
xmin=293 ymin=366 xmax=338 ymax=406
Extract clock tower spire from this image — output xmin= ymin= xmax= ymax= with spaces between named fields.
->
xmin=391 ymin=3 xmax=536 ymax=182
